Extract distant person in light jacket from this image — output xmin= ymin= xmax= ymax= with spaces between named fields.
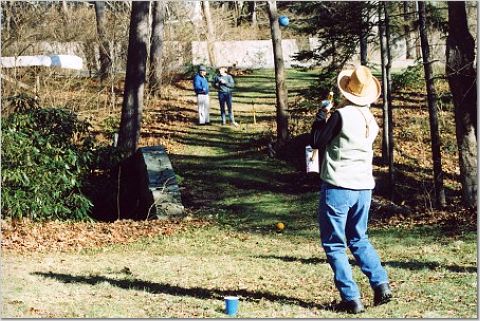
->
xmin=214 ymin=67 xmax=238 ymax=126
xmin=310 ymin=65 xmax=392 ymax=314
xmin=193 ymin=65 xmax=210 ymax=125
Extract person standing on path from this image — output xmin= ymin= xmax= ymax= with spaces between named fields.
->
xmin=214 ymin=67 xmax=238 ymax=126
xmin=310 ymin=65 xmax=392 ymax=314
xmin=193 ymin=65 xmax=210 ymax=125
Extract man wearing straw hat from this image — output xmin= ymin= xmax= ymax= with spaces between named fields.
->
xmin=310 ymin=65 xmax=392 ymax=314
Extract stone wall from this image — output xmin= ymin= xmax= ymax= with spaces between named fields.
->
xmin=6 ymin=36 xmax=450 ymax=73
xmin=192 ymin=39 xmax=311 ymax=68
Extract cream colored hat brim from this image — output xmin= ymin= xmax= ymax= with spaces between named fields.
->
xmin=337 ymin=69 xmax=381 ymax=106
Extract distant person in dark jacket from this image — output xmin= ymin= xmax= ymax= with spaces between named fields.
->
xmin=214 ymin=67 xmax=238 ymax=126
xmin=193 ymin=65 xmax=210 ymax=125
xmin=310 ymin=66 xmax=392 ymax=314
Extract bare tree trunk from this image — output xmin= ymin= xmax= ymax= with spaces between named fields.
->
xmin=248 ymin=1 xmax=258 ymax=26
xmin=403 ymin=1 xmax=414 ymax=59
xmin=379 ymin=4 xmax=389 ymax=164
xmin=359 ymin=3 xmax=368 ymax=66
xmin=414 ymin=2 xmax=421 ymax=60
xmin=61 ymin=0 xmax=70 ymax=20
xmin=446 ymin=1 xmax=477 ymax=208
xmin=382 ymin=2 xmax=395 ymax=197
xmin=417 ymin=1 xmax=446 ymax=208
xmin=267 ymin=0 xmax=289 ymax=147
xmin=202 ymin=1 xmax=217 ymax=67
xmin=118 ymin=1 xmax=150 ymax=156
xmin=149 ymin=1 xmax=166 ymax=96
xmin=233 ymin=1 xmax=241 ymax=25
xmin=94 ymin=1 xmax=112 ymax=81
xmin=188 ymin=1 xmax=203 ymax=25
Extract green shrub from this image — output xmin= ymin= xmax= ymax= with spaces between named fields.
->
xmin=392 ymin=61 xmax=425 ymax=92
xmin=1 ymin=95 xmax=95 ymax=221
xmin=100 ymin=114 xmax=121 ymax=136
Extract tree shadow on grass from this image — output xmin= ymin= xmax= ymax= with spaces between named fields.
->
xmin=384 ymin=261 xmax=477 ymax=273
xmin=254 ymin=256 xmax=476 ymax=274
xmin=32 ymin=272 xmax=330 ymax=311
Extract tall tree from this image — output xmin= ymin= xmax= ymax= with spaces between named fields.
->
xmin=378 ymin=2 xmax=395 ymax=197
xmin=267 ymin=0 xmax=289 ymax=147
xmin=117 ymin=1 xmax=150 ymax=156
xmin=94 ymin=1 xmax=112 ymax=81
xmin=446 ymin=1 xmax=477 ymax=208
xmin=290 ymin=2 xmax=377 ymax=100
xmin=417 ymin=1 xmax=446 ymax=208
xmin=61 ymin=0 xmax=70 ymax=20
xmin=292 ymin=2 xmax=377 ymax=67
xmin=202 ymin=0 xmax=217 ymax=67
xmin=403 ymin=1 xmax=415 ymax=59
xmin=188 ymin=1 xmax=203 ymax=25
xmin=384 ymin=2 xmax=394 ymax=193
xmin=247 ymin=1 xmax=258 ymax=26
xmin=149 ymin=1 xmax=166 ymax=96
xmin=359 ymin=2 xmax=369 ymax=65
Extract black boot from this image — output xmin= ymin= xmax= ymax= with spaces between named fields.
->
xmin=373 ymin=283 xmax=392 ymax=306
xmin=334 ymin=299 xmax=365 ymax=314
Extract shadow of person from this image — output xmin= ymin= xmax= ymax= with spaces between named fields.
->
xmin=254 ymin=254 xmax=357 ymax=266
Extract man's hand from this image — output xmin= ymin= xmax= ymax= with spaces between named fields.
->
xmin=321 ymin=99 xmax=333 ymax=112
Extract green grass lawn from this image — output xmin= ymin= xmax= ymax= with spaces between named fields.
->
xmin=2 ymin=224 xmax=476 ymax=318
xmin=1 ymin=68 xmax=477 ymax=318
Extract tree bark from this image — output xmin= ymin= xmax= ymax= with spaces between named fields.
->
xmin=383 ymin=2 xmax=395 ymax=196
xmin=61 ymin=0 xmax=70 ymax=20
xmin=417 ymin=1 xmax=446 ymax=208
xmin=189 ymin=1 xmax=203 ymax=25
xmin=117 ymin=1 xmax=150 ymax=156
xmin=267 ymin=0 xmax=289 ymax=146
xmin=202 ymin=1 xmax=217 ymax=67
xmin=359 ymin=3 xmax=368 ymax=66
xmin=446 ymin=1 xmax=477 ymax=208
xmin=403 ymin=1 xmax=414 ymax=59
xmin=379 ymin=4 xmax=389 ymax=164
xmin=94 ymin=1 xmax=112 ymax=81
xmin=248 ymin=1 xmax=258 ymax=26
xmin=149 ymin=1 xmax=166 ymax=96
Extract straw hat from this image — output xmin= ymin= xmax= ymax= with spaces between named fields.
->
xmin=337 ymin=66 xmax=381 ymax=106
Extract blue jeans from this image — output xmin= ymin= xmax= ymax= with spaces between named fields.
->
xmin=318 ymin=183 xmax=389 ymax=301
xmin=218 ymin=92 xmax=234 ymax=124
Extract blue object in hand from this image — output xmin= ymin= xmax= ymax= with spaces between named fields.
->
xmin=278 ymin=16 xmax=289 ymax=27
xmin=321 ymin=99 xmax=333 ymax=111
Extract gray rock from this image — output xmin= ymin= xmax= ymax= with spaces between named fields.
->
xmin=119 ymin=146 xmax=185 ymax=220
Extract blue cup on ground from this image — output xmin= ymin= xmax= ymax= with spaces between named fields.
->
xmin=225 ymin=296 xmax=239 ymax=316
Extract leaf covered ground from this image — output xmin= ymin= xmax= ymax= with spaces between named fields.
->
xmin=1 ymin=218 xmax=210 ymax=254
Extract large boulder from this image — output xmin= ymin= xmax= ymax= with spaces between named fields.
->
xmin=119 ymin=146 xmax=185 ymax=220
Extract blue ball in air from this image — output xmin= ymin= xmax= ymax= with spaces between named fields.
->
xmin=278 ymin=16 xmax=289 ymax=27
